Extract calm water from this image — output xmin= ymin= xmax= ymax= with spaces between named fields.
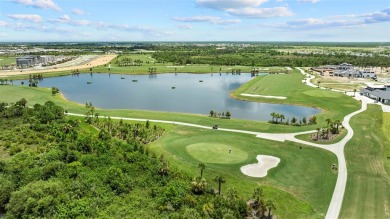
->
xmin=20 ymin=73 xmax=320 ymax=121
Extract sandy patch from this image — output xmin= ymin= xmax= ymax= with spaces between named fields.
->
xmin=0 ymin=55 xmax=117 ymax=77
xmin=241 ymin=155 xmax=280 ymax=177
xmin=241 ymin=93 xmax=287 ymax=99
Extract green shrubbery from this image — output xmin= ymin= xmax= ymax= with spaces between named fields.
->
xmin=0 ymin=99 xmax=276 ymax=218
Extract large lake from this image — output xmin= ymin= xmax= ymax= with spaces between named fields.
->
xmin=21 ymin=73 xmax=320 ymax=121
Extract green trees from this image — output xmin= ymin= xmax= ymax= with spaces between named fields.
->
xmin=214 ymin=175 xmax=226 ymax=195
xmin=6 ymin=180 xmax=65 ymax=218
xmin=0 ymin=99 xmax=278 ymax=218
xmin=51 ymin=87 xmax=59 ymax=95
xmin=266 ymin=199 xmax=277 ymax=217
xmin=198 ymin=162 xmax=206 ymax=178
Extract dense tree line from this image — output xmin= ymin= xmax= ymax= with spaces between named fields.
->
xmin=152 ymin=50 xmax=390 ymax=67
xmin=0 ymin=99 xmax=276 ymax=218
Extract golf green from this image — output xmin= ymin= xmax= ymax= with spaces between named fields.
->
xmin=186 ymin=143 xmax=248 ymax=164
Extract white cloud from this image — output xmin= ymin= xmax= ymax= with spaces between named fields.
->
xmin=173 ymin=16 xmax=241 ymax=25
xmin=195 ymin=0 xmax=268 ymax=10
xmin=270 ymin=8 xmax=390 ymax=30
xmin=276 ymin=0 xmax=284 ymax=2
xmin=297 ymin=0 xmax=320 ymax=3
xmin=10 ymin=0 xmax=61 ymax=11
xmin=177 ymin=24 xmax=193 ymax=29
xmin=72 ymin=8 xmax=85 ymax=15
xmin=0 ymin=21 xmax=8 ymax=27
xmin=50 ymin=15 xmax=91 ymax=26
xmin=226 ymin=7 xmax=293 ymax=18
xmin=8 ymin=14 xmax=42 ymax=23
xmin=195 ymin=0 xmax=293 ymax=19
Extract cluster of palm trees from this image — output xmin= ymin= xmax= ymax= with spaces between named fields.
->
xmin=0 ymin=79 xmax=13 ymax=85
xmin=269 ymin=112 xmax=317 ymax=127
xmin=314 ymin=118 xmax=342 ymax=141
xmin=194 ymin=163 xmax=277 ymax=218
xmin=148 ymin=67 xmax=157 ymax=73
xmin=269 ymin=112 xmax=285 ymax=124
xmin=209 ymin=110 xmax=231 ymax=119
xmin=193 ymin=163 xmax=226 ymax=196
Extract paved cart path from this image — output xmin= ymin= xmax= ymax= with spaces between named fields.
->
xmin=65 ymin=67 xmax=371 ymax=218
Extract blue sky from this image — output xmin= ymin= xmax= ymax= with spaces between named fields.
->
xmin=0 ymin=0 xmax=389 ymax=42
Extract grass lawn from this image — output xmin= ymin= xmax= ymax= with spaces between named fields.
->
xmin=340 ymin=105 xmax=390 ymax=219
xmin=149 ymin=125 xmax=337 ymax=218
xmin=0 ymin=56 xmax=16 ymax=66
xmin=231 ymin=69 xmax=361 ymax=128
xmin=295 ymin=128 xmax=348 ymax=145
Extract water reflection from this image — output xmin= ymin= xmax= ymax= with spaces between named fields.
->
xmin=16 ymin=73 xmax=320 ymax=121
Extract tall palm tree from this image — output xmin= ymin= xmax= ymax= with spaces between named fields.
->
xmin=334 ymin=120 xmax=341 ymax=134
xmin=198 ymin=162 xmax=206 ymax=178
xmin=274 ymin=113 xmax=280 ymax=124
xmin=266 ymin=199 xmax=276 ymax=217
xmin=252 ymin=187 xmax=265 ymax=217
xmin=279 ymin=114 xmax=285 ymax=123
xmin=213 ymin=175 xmax=225 ymax=195
xmin=316 ymin=128 xmax=321 ymax=141
xmin=353 ymin=89 xmax=357 ymax=97
xmin=270 ymin=112 xmax=276 ymax=123
xmin=317 ymin=81 xmax=321 ymax=88
xmin=325 ymin=118 xmax=332 ymax=138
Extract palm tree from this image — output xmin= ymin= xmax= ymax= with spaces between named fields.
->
xmin=252 ymin=187 xmax=265 ymax=217
xmin=334 ymin=120 xmax=341 ymax=134
xmin=266 ymin=199 xmax=276 ymax=217
xmin=316 ymin=128 xmax=321 ymax=141
xmin=270 ymin=112 xmax=276 ymax=123
xmin=353 ymin=89 xmax=357 ymax=97
xmin=274 ymin=113 xmax=280 ymax=124
xmin=213 ymin=175 xmax=226 ymax=195
xmin=317 ymin=81 xmax=321 ymax=88
xmin=279 ymin=114 xmax=285 ymax=123
xmin=198 ymin=162 xmax=206 ymax=178
xmin=325 ymin=118 xmax=332 ymax=139
xmin=191 ymin=177 xmax=207 ymax=195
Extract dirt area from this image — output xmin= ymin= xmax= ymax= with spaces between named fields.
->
xmin=308 ymin=67 xmax=390 ymax=91
xmin=0 ymin=55 xmax=117 ymax=77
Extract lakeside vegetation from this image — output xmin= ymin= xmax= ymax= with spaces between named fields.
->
xmin=230 ymin=69 xmax=360 ymax=127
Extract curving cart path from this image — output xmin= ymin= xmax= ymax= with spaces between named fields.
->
xmin=65 ymin=68 xmax=369 ymax=218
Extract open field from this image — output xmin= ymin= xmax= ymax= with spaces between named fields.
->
xmin=231 ymin=69 xmax=361 ymax=127
xmin=0 ymin=55 xmax=116 ymax=77
xmin=340 ymin=105 xmax=390 ymax=219
xmin=0 ymin=56 xmax=16 ymax=66
xmin=149 ymin=125 xmax=337 ymax=218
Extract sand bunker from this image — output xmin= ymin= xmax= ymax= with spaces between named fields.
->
xmin=241 ymin=93 xmax=287 ymax=99
xmin=241 ymin=155 xmax=280 ymax=177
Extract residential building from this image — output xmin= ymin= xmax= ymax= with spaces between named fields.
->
xmin=360 ymin=84 xmax=390 ymax=105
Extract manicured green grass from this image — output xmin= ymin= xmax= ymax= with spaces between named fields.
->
xmin=384 ymin=113 xmax=390 ymax=174
xmin=0 ymin=56 xmax=16 ymax=66
xmin=231 ymin=70 xmax=361 ymax=127
xmin=295 ymin=128 xmax=348 ymax=145
xmin=149 ymin=126 xmax=337 ymax=218
xmin=340 ymin=105 xmax=390 ymax=219
xmin=186 ymin=143 xmax=248 ymax=164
